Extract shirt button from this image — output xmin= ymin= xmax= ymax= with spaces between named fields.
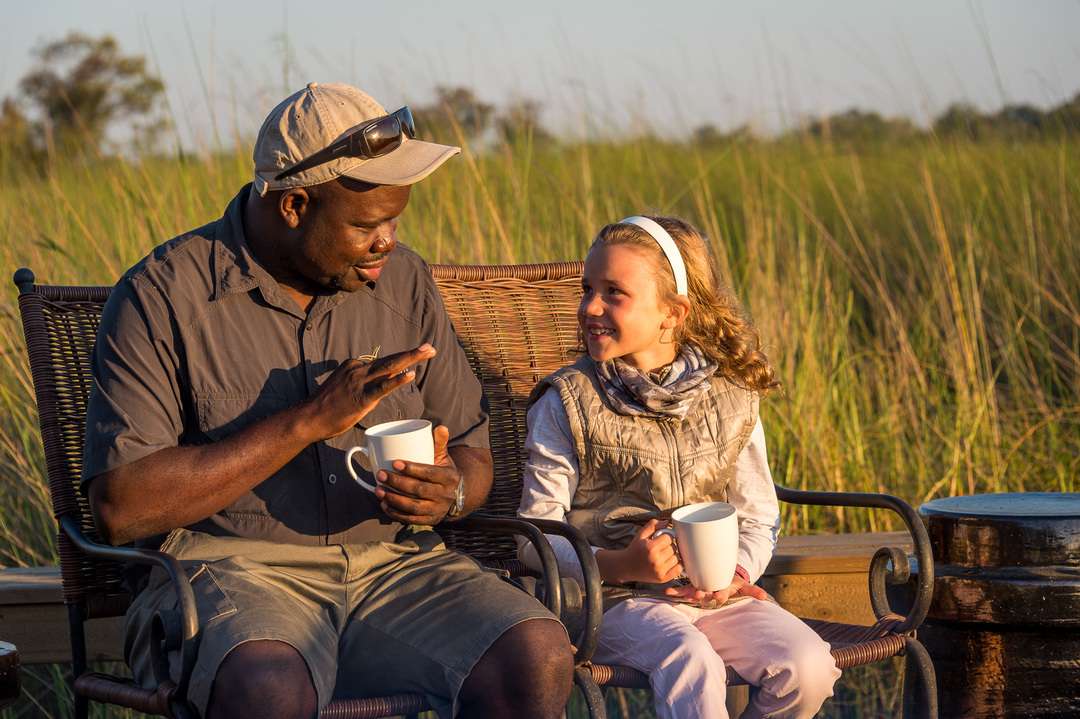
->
xmin=305 ymin=324 xmax=313 ymax=333
xmin=328 ymin=473 xmax=337 ymax=484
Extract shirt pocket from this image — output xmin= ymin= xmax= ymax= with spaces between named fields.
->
xmin=354 ymin=382 xmax=425 ymax=430
xmin=194 ymin=391 xmax=293 ymax=442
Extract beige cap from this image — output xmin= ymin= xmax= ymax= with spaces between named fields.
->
xmin=252 ymin=82 xmax=460 ymax=195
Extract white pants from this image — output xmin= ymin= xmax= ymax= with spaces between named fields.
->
xmin=592 ymin=597 xmax=841 ymax=719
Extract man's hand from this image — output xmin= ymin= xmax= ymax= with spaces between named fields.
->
xmin=374 ymin=424 xmax=462 ymax=525
xmin=596 ymin=519 xmax=684 ymax=585
xmin=301 ymin=344 xmax=437 ymax=441
xmin=664 ymin=572 xmax=770 ymax=606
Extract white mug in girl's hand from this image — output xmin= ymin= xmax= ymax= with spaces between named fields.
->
xmin=346 ymin=419 xmax=434 ymax=492
xmin=655 ymin=501 xmax=739 ymax=592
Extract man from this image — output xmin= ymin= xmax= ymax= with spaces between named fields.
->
xmin=83 ymin=82 xmax=573 ymax=719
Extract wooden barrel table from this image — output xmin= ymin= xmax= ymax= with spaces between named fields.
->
xmin=0 ymin=640 xmax=19 ymax=709
xmin=918 ymin=492 xmax=1080 ymax=718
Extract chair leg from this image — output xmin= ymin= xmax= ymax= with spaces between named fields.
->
xmin=68 ymin=604 xmax=89 ymax=719
xmin=902 ymin=636 xmax=938 ymax=719
xmin=73 ymin=693 xmax=89 ymax=719
xmin=573 ymin=666 xmax=607 ymax=719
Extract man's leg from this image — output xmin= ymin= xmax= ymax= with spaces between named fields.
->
xmin=206 ymin=640 xmax=317 ymax=719
xmin=124 ymin=531 xmax=345 ymax=717
xmin=456 ymin=618 xmax=573 ymax=719
xmin=336 ymin=533 xmax=572 ymax=718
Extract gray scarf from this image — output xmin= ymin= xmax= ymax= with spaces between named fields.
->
xmin=593 ymin=344 xmax=717 ymax=420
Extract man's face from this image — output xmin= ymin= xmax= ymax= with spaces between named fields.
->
xmin=289 ymin=179 xmax=412 ymax=292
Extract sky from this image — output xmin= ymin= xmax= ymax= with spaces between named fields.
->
xmin=3 ymin=0 xmax=1079 ymax=149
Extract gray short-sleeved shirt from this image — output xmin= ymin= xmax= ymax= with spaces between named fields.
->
xmin=83 ymin=184 xmax=489 ymax=548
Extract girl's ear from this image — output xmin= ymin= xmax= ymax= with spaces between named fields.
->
xmin=662 ymin=296 xmax=692 ymax=329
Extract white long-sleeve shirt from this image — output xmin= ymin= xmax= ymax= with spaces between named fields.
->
xmin=517 ymin=386 xmax=781 ymax=585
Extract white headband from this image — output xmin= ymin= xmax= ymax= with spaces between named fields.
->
xmin=619 ymin=216 xmax=688 ymax=296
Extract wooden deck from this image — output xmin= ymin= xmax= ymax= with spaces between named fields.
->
xmin=0 ymin=531 xmax=911 ymax=665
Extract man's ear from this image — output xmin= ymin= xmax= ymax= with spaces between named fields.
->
xmin=278 ymin=188 xmax=313 ymax=229
xmin=662 ymin=296 xmax=692 ymax=329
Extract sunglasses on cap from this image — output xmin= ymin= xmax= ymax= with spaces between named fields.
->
xmin=274 ymin=106 xmax=416 ymax=181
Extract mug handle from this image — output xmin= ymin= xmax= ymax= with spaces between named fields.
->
xmin=650 ymin=526 xmax=685 ymax=570
xmin=345 ymin=446 xmax=377 ymax=492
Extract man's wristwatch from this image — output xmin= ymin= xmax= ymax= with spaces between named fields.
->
xmin=446 ymin=477 xmax=465 ymax=518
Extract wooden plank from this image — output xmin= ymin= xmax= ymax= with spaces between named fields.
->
xmin=0 ymin=531 xmax=915 ymax=664
xmin=760 ymin=573 xmax=878 ymax=625
xmin=763 ymin=531 xmax=912 ymax=575
xmin=0 ymin=566 xmax=63 ymax=605
xmin=0 ymin=604 xmax=123 ymax=664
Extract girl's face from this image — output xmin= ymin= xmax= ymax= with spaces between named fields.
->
xmin=579 ymin=243 xmax=683 ymax=371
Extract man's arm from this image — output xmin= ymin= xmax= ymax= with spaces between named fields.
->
xmin=447 ymin=445 xmax=493 ymax=516
xmin=89 ymin=346 xmax=436 ymax=546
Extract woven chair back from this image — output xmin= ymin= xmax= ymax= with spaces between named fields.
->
xmin=17 ymin=283 xmax=128 ymax=615
xmin=17 ymin=262 xmax=584 ymax=614
xmin=430 ymin=262 xmax=583 ymax=559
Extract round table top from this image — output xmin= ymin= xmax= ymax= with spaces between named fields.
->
xmin=921 ymin=492 xmax=1080 ymax=519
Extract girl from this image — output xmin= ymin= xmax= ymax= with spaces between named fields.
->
xmin=518 ymin=216 xmax=840 ymax=718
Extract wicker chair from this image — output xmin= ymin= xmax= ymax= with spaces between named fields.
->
xmin=429 ymin=262 xmax=938 ymax=719
xmin=13 ymin=265 xmax=569 ymax=719
xmin=14 ymin=261 xmax=937 ymax=719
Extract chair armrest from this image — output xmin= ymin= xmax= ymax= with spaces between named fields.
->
xmin=773 ymin=485 xmax=934 ymax=634
xmin=448 ymin=515 xmax=563 ymax=618
xmin=58 ymin=515 xmax=200 ymax=710
xmin=514 ymin=518 xmax=603 ymax=664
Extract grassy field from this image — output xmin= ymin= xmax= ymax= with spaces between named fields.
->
xmin=0 ymin=132 xmax=1077 ymax=716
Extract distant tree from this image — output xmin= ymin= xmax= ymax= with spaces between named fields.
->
xmin=495 ymin=99 xmax=552 ymax=146
xmin=691 ymin=123 xmax=753 ymax=146
xmin=413 ymin=86 xmax=494 ymax=144
xmin=0 ymin=99 xmax=33 ymax=148
xmin=1047 ymin=93 xmax=1080 ymax=134
xmin=17 ymin=32 xmax=167 ymax=153
xmin=692 ymin=124 xmax=724 ymax=146
xmin=996 ymin=104 xmax=1043 ymax=129
xmin=987 ymin=103 xmax=1046 ymax=138
xmin=806 ymin=108 xmax=918 ymax=144
xmin=932 ymin=103 xmax=990 ymax=140
xmin=931 ymin=99 xmax=1080 ymax=140
xmin=0 ymin=98 xmax=38 ymax=169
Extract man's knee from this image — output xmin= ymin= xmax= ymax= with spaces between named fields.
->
xmin=207 ymin=640 xmax=317 ymax=719
xmin=501 ymin=618 xmax=574 ymax=680
xmin=461 ymin=618 xmax=573 ymax=717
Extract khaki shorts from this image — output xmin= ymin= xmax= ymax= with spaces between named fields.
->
xmin=124 ymin=527 xmax=558 ymax=718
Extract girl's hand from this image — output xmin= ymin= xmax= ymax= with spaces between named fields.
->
xmin=665 ymin=572 xmax=770 ymax=606
xmin=597 ymin=519 xmax=683 ymax=585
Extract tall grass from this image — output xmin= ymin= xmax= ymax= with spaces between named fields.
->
xmin=0 ymin=131 xmax=1077 ymax=716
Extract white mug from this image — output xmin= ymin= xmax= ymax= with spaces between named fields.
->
xmin=345 ymin=419 xmax=434 ymax=492
xmin=655 ymin=501 xmax=739 ymax=592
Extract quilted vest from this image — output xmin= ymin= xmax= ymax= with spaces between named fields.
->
xmin=529 ymin=357 xmax=759 ymax=550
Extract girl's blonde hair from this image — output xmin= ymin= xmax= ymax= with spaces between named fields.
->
xmin=591 ymin=216 xmax=779 ymax=394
